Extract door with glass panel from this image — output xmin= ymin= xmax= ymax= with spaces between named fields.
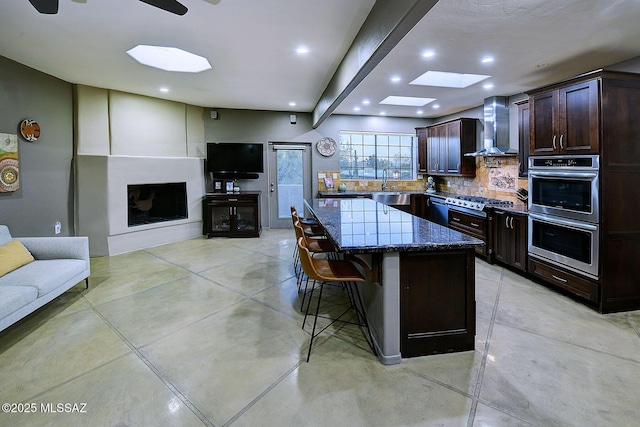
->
xmin=267 ymin=143 xmax=312 ymax=228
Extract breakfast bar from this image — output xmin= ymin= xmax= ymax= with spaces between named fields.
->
xmin=306 ymin=197 xmax=483 ymax=365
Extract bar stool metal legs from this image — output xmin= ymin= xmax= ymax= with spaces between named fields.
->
xmin=296 ymin=237 xmax=377 ymax=362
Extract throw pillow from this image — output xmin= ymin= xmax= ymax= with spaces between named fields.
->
xmin=0 ymin=240 xmax=35 ymax=277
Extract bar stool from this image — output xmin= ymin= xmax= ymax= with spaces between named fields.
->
xmin=293 ymin=221 xmax=335 ymax=310
xmin=291 ymin=208 xmax=325 ymax=239
xmin=290 ymin=205 xmax=319 ymax=227
xmin=296 ymin=237 xmax=377 ymax=362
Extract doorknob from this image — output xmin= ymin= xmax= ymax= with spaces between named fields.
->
xmin=270 ymin=183 xmax=275 ymax=192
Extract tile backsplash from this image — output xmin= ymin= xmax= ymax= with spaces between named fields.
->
xmin=317 ymin=171 xmax=427 ymax=192
xmin=433 ymin=156 xmax=527 ymax=202
xmin=318 ymin=156 xmax=527 ymax=202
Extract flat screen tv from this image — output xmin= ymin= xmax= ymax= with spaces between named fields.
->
xmin=206 ymin=142 xmax=264 ymax=178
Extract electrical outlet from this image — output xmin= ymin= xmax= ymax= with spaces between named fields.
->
xmin=55 ymin=222 xmax=61 ymax=234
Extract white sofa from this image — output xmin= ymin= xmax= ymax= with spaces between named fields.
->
xmin=0 ymin=225 xmax=90 ymax=333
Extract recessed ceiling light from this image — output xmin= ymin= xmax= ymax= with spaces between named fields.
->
xmin=483 ymin=83 xmax=494 ymax=90
xmin=126 ymin=45 xmax=211 ymax=73
xmin=432 ymin=104 xmax=440 ymax=109
xmin=362 ymin=99 xmax=370 ymax=105
xmin=296 ymin=46 xmax=309 ymax=55
xmin=422 ymin=50 xmax=435 ymax=58
xmin=353 ymin=106 xmax=361 ymax=112
xmin=159 ymin=87 xmax=170 ymax=93
xmin=416 ymin=110 xmax=424 ymax=115
xmin=390 ymin=76 xmax=402 ymax=83
xmin=481 ymin=56 xmax=494 ymax=64
xmin=379 ymin=96 xmax=436 ymax=107
xmin=410 ymin=70 xmax=491 ymax=88
xmin=380 ymin=111 xmax=386 ymax=116
xmin=289 ymin=102 xmax=296 ymax=107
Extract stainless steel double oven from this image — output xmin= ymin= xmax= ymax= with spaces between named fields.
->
xmin=528 ymin=155 xmax=600 ymax=279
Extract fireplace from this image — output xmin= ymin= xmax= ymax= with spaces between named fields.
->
xmin=128 ymin=182 xmax=187 ymax=227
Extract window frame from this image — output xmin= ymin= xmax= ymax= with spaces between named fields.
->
xmin=339 ymin=131 xmax=416 ymax=181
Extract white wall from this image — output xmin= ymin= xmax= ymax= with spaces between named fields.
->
xmin=76 ymin=85 xmax=205 ymax=256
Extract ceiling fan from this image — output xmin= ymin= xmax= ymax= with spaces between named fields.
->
xmin=28 ymin=0 xmax=188 ymax=15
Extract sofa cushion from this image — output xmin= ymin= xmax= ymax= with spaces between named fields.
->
xmin=0 ymin=285 xmax=38 ymax=319
xmin=0 ymin=259 xmax=87 ymax=297
xmin=0 ymin=240 xmax=35 ymax=278
xmin=0 ymin=225 xmax=12 ymax=246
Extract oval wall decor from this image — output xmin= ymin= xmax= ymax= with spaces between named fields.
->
xmin=20 ymin=119 xmax=41 ymax=142
xmin=316 ymin=137 xmax=337 ymax=157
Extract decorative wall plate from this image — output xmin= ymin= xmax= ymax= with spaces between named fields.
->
xmin=0 ymin=158 xmax=20 ymax=192
xmin=316 ymin=137 xmax=337 ymax=157
xmin=20 ymin=119 xmax=41 ymax=142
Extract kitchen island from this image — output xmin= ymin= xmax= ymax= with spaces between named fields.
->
xmin=305 ymin=198 xmax=483 ymax=365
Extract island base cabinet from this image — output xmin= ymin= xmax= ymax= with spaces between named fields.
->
xmin=400 ymin=249 xmax=475 ymax=357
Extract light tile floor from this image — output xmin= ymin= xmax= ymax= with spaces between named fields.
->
xmin=1 ymin=229 xmax=639 ymax=426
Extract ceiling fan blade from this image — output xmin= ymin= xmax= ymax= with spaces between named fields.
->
xmin=28 ymin=0 xmax=59 ymax=14
xmin=139 ymin=0 xmax=188 ymax=16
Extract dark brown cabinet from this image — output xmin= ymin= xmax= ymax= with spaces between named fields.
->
xmin=516 ymin=99 xmax=530 ymax=177
xmin=427 ymin=125 xmax=444 ymax=174
xmin=529 ymin=79 xmax=599 ymax=155
xmin=526 ymin=70 xmax=640 ymax=312
xmin=203 ymin=192 xmax=261 ymax=238
xmin=416 ymin=118 xmax=476 ymax=177
xmin=448 ymin=209 xmax=487 ymax=257
xmin=416 ymin=127 xmax=427 ymax=174
xmin=493 ymin=209 xmax=527 ymax=271
xmin=400 ymin=249 xmax=476 ymax=357
xmin=528 ymin=257 xmax=598 ymax=304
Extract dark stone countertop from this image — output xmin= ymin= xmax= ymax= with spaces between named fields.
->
xmin=305 ymin=198 xmax=483 ymax=254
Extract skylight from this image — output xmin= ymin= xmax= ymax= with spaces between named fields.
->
xmin=410 ymin=70 xmax=490 ymax=88
xmin=379 ymin=96 xmax=436 ymax=107
xmin=126 ymin=45 xmax=211 ymax=73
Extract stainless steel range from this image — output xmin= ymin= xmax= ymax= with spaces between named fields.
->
xmin=445 ymin=195 xmax=514 ymax=216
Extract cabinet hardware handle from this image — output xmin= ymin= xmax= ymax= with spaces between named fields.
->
xmin=505 ymin=217 xmax=509 ymax=228
xmin=471 ymin=222 xmax=480 ymax=227
xmin=452 ymin=217 xmax=460 ymax=222
xmin=559 ymin=134 xmax=564 ymax=149
xmin=510 ymin=217 xmax=514 ymax=229
xmin=552 ymin=135 xmax=557 ymax=150
xmin=552 ymin=274 xmax=568 ymax=283
xmin=229 ymin=198 xmax=238 ymax=201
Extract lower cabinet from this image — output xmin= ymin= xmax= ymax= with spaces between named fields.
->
xmin=448 ymin=210 xmax=487 ymax=257
xmin=203 ymin=192 xmax=261 ymax=238
xmin=493 ymin=209 xmax=527 ymax=271
xmin=400 ymin=249 xmax=476 ymax=357
xmin=528 ymin=257 xmax=599 ymax=304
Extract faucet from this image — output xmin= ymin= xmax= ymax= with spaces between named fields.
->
xmin=381 ymin=169 xmax=388 ymax=191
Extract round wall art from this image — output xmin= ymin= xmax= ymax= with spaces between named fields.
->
xmin=316 ymin=137 xmax=337 ymax=157
xmin=20 ymin=119 xmax=41 ymax=142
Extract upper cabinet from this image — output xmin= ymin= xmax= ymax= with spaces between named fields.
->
xmin=516 ymin=99 xmax=530 ymax=177
xmin=416 ymin=127 xmax=427 ymax=174
xmin=528 ymin=78 xmax=600 ymax=155
xmin=416 ymin=118 xmax=476 ymax=177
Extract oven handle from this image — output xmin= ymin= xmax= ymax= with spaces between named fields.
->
xmin=528 ymin=212 xmax=598 ymax=231
xmin=529 ymin=170 xmax=598 ymax=179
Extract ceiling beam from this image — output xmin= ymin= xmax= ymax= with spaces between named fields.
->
xmin=311 ymin=0 xmax=440 ymax=128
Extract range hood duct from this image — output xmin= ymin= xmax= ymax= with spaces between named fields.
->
xmin=466 ymin=96 xmax=515 ymax=156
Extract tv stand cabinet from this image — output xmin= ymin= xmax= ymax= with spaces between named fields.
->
xmin=203 ymin=192 xmax=261 ymax=238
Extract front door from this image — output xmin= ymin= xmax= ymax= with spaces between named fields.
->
xmin=267 ymin=142 xmax=312 ymax=228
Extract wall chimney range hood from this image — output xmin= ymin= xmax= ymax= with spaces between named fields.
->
xmin=465 ymin=96 xmax=517 ymax=157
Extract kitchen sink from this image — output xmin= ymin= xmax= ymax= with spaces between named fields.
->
xmin=370 ymin=192 xmax=411 ymax=206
